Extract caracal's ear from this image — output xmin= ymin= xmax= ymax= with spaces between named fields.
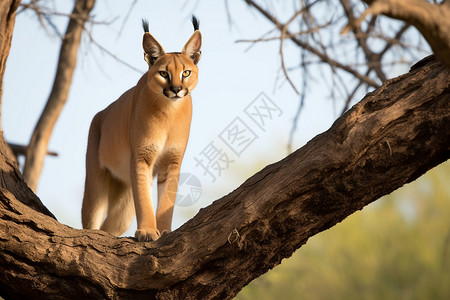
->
xmin=182 ymin=15 xmax=202 ymax=65
xmin=142 ymin=19 xmax=166 ymax=66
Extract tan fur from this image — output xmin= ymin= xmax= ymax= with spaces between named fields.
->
xmin=82 ymin=21 xmax=201 ymax=241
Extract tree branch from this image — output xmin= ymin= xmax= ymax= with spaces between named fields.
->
xmin=1 ymin=55 xmax=449 ymax=299
xmin=22 ymin=0 xmax=96 ymax=191
xmin=244 ymin=0 xmax=380 ymax=88
xmin=8 ymin=142 xmax=58 ymax=158
xmin=340 ymin=0 xmax=387 ymax=82
xmin=351 ymin=0 xmax=450 ymax=67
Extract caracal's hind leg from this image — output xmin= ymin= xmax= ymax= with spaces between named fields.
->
xmin=82 ymin=114 xmax=109 ymax=230
xmin=100 ymin=177 xmax=135 ymax=237
xmin=82 ymin=167 xmax=109 ymax=230
xmin=156 ymin=161 xmax=182 ymax=233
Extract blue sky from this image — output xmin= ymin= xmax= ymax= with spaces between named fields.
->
xmin=3 ymin=0 xmax=372 ymax=235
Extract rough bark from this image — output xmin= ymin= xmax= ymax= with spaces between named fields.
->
xmin=22 ymin=0 xmax=96 ymax=191
xmin=0 ymin=137 xmax=55 ymax=219
xmin=0 ymin=55 xmax=449 ymax=299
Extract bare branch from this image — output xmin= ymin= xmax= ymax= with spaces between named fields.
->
xmin=83 ymin=25 xmax=144 ymax=74
xmin=244 ymin=0 xmax=380 ymax=88
xmin=23 ymin=0 xmax=96 ymax=191
xmin=348 ymin=0 xmax=450 ymax=67
xmin=286 ymin=50 xmax=308 ymax=153
xmin=8 ymin=143 xmax=58 ymax=158
xmin=340 ymin=0 xmax=387 ymax=82
xmin=116 ymin=0 xmax=138 ymax=38
xmin=379 ymin=23 xmax=411 ymax=57
xmin=236 ymin=23 xmax=331 ymax=43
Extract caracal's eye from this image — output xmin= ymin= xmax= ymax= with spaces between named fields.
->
xmin=159 ymin=71 xmax=168 ymax=78
xmin=182 ymin=70 xmax=191 ymax=77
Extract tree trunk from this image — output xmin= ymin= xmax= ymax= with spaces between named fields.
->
xmin=0 ymin=55 xmax=448 ymax=299
xmin=0 ymin=0 xmax=20 ymax=162
xmin=0 ymin=0 xmax=20 ymax=131
xmin=22 ymin=0 xmax=96 ymax=192
xmin=0 ymin=0 xmax=54 ymax=218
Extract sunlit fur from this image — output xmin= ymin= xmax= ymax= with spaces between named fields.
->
xmin=82 ymin=18 xmax=201 ymax=242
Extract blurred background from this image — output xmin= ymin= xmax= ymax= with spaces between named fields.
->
xmin=2 ymin=0 xmax=449 ymax=298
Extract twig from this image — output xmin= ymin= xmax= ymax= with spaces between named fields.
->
xmin=340 ymin=0 xmax=387 ymax=82
xmin=117 ymin=0 xmax=138 ymax=38
xmin=244 ymin=0 xmax=380 ymax=88
xmin=236 ymin=22 xmax=331 ymax=43
xmin=279 ymin=1 xmax=322 ymax=95
xmin=8 ymin=143 xmax=58 ymax=157
xmin=287 ymin=49 xmax=308 ymax=153
xmin=83 ymin=25 xmax=144 ymax=74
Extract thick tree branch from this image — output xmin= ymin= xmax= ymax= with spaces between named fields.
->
xmin=0 ymin=55 xmax=449 ymax=299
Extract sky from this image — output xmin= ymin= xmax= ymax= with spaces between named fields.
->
xmin=3 ymin=0 xmax=368 ymax=236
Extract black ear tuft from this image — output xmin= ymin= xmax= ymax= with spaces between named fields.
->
xmin=142 ymin=19 xmax=149 ymax=33
xmin=191 ymin=15 xmax=199 ymax=31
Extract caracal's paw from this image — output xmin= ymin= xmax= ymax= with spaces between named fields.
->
xmin=135 ymin=228 xmax=161 ymax=242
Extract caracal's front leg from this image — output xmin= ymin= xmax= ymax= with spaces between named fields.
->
xmin=156 ymin=159 xmax=182 ymax=234
xmin=131 ymin=150 xmax=160 ymax=242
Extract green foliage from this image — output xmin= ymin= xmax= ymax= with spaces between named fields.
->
xmin=236 ymin=162 xmax=450 ymax=300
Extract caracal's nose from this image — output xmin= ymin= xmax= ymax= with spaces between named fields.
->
xmin=170 ymin=86 xmax=182 ymax=94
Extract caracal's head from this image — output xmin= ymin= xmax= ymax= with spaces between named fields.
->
xmin=142 ymin=16 xmax=201 ymax=101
